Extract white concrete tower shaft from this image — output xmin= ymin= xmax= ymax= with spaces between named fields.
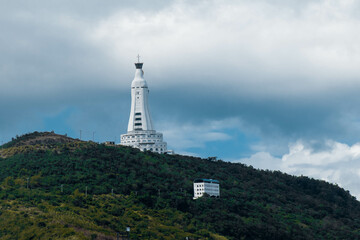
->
xmin=127 ymin=62 xmax=154 ymax=132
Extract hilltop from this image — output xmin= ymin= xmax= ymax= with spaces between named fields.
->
xmin=1 ymin=132 xmax=360 ymax=239
xmin=0 ymin=132 xmax=90 ymax=158
xmin=1 ymin=131 xmax=80 ymax=148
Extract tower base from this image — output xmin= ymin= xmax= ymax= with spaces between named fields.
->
xmin=120 ymin=130 xmax=167 ymax=154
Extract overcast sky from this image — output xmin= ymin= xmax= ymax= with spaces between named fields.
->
xmin=2 ymin=0 xmax=360 ymax=198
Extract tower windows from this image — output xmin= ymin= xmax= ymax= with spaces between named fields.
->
xmin=135 ymin=112 xmax=141 ymax=116
xmin=135 ymin=118 xmax=141 ymax=121
xmin=135 ymin=123 xmax=142 ymax=126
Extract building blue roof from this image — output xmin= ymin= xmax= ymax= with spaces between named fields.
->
xmin=193 ymin=178 xmax=220 ymax=184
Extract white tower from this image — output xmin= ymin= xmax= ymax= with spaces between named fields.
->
xmin=120 ymin=59 xmax=167 ymax=154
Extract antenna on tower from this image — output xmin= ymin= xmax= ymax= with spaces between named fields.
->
xmin=137 ymin=54 xmax=141 ymax=63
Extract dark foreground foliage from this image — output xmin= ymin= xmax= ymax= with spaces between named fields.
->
xmin=1 ymin=132 xmax=360 ymax=239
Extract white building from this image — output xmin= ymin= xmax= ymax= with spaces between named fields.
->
xmin=193 ymin=179 xmax=220 ymax=199
xmin=120 ymin=60 xmax=167 ymax=154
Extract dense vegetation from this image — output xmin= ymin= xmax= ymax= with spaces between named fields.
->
xmin=1 ymin=132 xmax=360 ymax=239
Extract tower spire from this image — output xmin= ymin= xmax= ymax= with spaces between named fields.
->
xmin=137 ymin=54 xmax=141 ymax=63
xmin=135 ymin=54 xmax=143 ymax=69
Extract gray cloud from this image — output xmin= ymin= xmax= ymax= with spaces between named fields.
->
xmin=1 ymin=0 xmax=360 ymax=158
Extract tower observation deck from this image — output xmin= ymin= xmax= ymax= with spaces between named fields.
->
xmin=120 ymin=60 xmax=167 ymax=154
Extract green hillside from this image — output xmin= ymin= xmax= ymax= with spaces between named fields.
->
xmin=1 ymin=132 xmax=360 ymax=239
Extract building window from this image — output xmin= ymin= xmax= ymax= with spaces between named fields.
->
xmin=135 ymin=123 xmax=142 ymax=126
xmin=135 ymin=112 xmax=141 ymax=115
xmin=135 ymin=118 xmax=141 ymax=121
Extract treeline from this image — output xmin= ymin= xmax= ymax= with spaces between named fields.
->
xmin=0 ymin=133 xmax=360 ymax=239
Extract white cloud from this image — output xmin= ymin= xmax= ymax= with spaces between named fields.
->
xmin=240 ymin=152 xmax=281 ymax=171
xmin=238 ymin=139 xmax=360 ymax=199
xmin=282 ymin=140 xmax=360 ymax=167
xmin=159 ymin=118 xmax=238 ymax=151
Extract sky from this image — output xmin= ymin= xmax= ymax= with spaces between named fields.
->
xmin=2 ymin=0 xmax=360 ymax=197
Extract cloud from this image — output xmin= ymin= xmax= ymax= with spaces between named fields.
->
xmin=91 ymin=0 xmax=360 ymax=94
xmin=84 ymin=0 xmax=360 ymax=148
xmin=240 ymin=152 xmax=281 ymax=171
xmin=159 ymin=118 xmax=237 ymax=150
xmin=239 ymin=139 xmax=360 ymax=199
xmin=2 ymin=0 xmax=360 ymax=165
xmin=282 ymin=140 xmax=360 ymax=166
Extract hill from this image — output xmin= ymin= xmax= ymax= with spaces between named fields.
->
xmin=0 ymin=132 xmax=85 ymax=158
xmin=1 ymin=131 xmax=80 ymax=148
xmin=1 ymin=132 xmax=360 ymax=239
